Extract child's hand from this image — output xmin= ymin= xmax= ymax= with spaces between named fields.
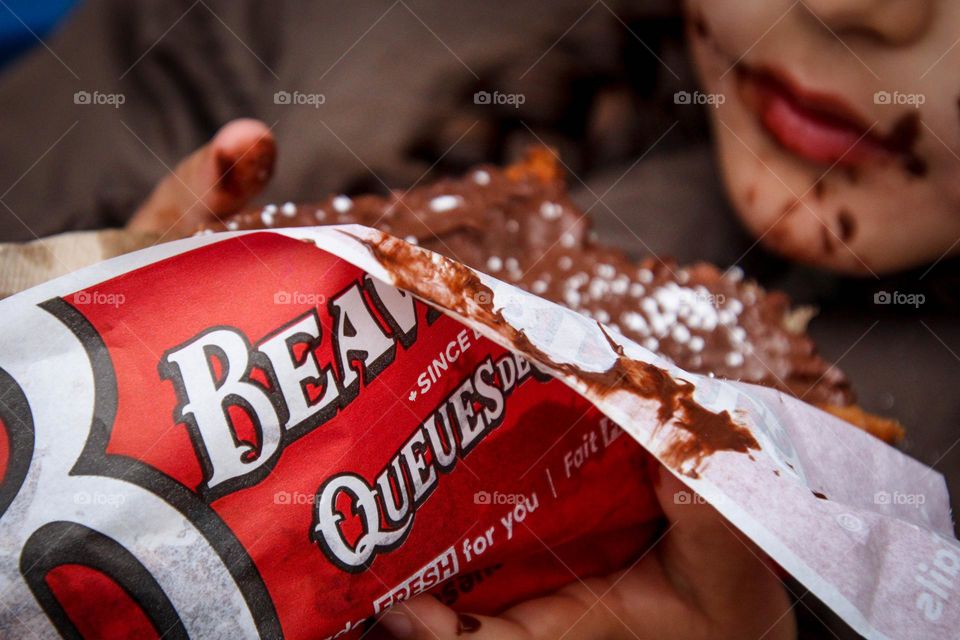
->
xmin=372 ymin=465 xmax=795 ymax=640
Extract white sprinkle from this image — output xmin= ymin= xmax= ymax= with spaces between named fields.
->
xmin=728 ymin=299 xmax=744 ymax=315
xmin=332 ymin=195 xmax=352 ymax=213
xmin=730 ymin=327 xmax=747 ymax=343
xmin=595 ymin=309 xmax=610 ymax=323
xmin=641 ymin=298 xmax=658 ymax=315
xmin=651 ymin=316 xmax=669 ymax=337
xmin=558 ymin=256 xmax=573 ymax=271
xmin=260 ymin=208 xmax=276 ymax=227
xmin=643 ymin=337 xmax=659 ymax=351
xmin=404 ymin=235 xmax=418 ymax=245
xmin=539 ymin=202 xmax=563 ymax=220
xmin=564 ymin=290 xmax=581 ymax=307
xmin=429 ymin=195 xmax=463 ymax=212
xmin=677 ymin=270 xmax=690 ymax=284
xmin=506 ymin=219 xmax=520 ymax=233
xmin=622 ymin=311 xmax=648 ymax=334
xmin=226 ymin=221 xmax=239 ymax=231
xmin=638 ymin=269 xmax=653 ymax=284
xmin=505 ymin=257 xmax=520 ymax=273
xmin=588 ymin=279 xmax=608 ymax=299
xmin=486 ymin=256 xmax=502 ymax=272
xmin=725 ymin=352 xmax=745 ymax=367
xmin=532 ymin=280 xmax=547 ymax=294
xmin=473 ymin=170 xmax=491 ymax=185
xmin=672 ymin=325 xmax=691 ymax=343
xmin=689 ymin=336 xmax=705 ymax=352
xmin=629 ymin=283 xmax=645 ymax=297
xmin=726 ymin=266 xmax=744 ymax=283
xmin=314 ymin=208 xmax=326 ymax=221
xmin=596 ymin=263 xmax=616 ymax=279
xmin=281 ymin=202 xmax=297 ymax=217
xmin=561 ymin=232 xmax=576 ymax=248
xmin=611 ymin=277 xmax=629 ymax=295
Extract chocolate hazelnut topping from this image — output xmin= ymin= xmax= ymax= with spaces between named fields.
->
xmin=207 ymin=147 xmax=904 ymax=442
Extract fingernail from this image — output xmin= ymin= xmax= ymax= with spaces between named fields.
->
xmin=379 ymin=609 xmax=415 ymax=638
xmin=456 ymin=613 xmax=482 ymax=634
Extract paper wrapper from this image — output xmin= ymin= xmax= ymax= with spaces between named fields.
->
xmin=0 ymin=226 xmax=955 ymax=640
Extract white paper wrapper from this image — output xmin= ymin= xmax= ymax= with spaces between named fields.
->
xmin=0 ymin=225 xmax=956 ymax=639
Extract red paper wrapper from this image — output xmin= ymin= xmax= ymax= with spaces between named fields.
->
xmin=2 ymin=226 xmax=957 ymax=640
xmin=1 ymin=232 xmax=660 ymax=639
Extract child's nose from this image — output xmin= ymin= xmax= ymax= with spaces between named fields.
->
xmin=802 ymin=0 xmax=933 ymax=45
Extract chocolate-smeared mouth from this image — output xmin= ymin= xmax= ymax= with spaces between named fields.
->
xmin=737 ymin=66 xmax=915 ymax=167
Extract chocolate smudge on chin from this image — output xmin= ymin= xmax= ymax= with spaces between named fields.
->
xmin=885 ymin=112 xmax=927 ymax=178
xmin=691 ymin=11 xmax=710 ymax=39
xmin=837 ymin=209 xmax=855 ymax=242
xmin=358 ymin=232 xmax=761 ymax=478
xmin=903 ymin=154 xmax=928 ymax=178
xmin=820 ymin=225 xmax=834 ymax=255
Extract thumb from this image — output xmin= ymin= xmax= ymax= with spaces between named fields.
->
xmin=128 ymin=118 xmax=275 ymax=238
xmin=654 ymin=465 xmax=794 ymax=637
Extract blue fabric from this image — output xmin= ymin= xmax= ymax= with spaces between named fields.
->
xmin=0 ymin=0 xmax=80 ymax=68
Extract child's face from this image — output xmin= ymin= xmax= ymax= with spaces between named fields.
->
xmin=685 ymin=0 xmax=960 ymax=274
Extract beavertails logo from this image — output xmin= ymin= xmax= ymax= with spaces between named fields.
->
xmin=160 ymin=273 xmax=543 ymax=572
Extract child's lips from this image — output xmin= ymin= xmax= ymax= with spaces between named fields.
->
xmin=737 ymin=66 xmax=894 ymax=167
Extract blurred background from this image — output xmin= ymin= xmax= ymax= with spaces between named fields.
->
xmin=0 ymin=2 xmax=957 ymax=637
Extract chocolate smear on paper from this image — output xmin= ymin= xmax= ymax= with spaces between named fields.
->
xmin=359 ymin=232 xmax=760 ymax=477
